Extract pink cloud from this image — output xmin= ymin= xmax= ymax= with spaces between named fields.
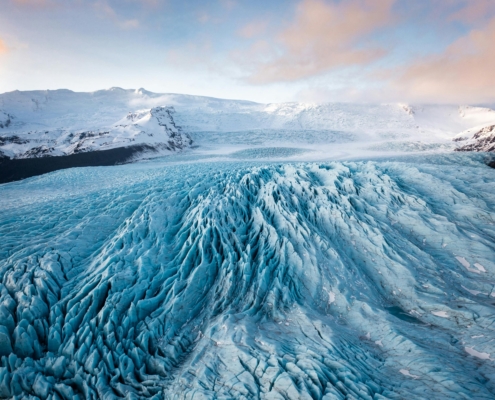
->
xmin=238 ymin=20 xmax=268 ymax=39
xmin=10 ymin=0 xmax=63 ymax=7
xmin=390 ymin=17 xmax=495 ymax=103
xmin=93 ymin=0 xmax=140 ymax=29
xmin=0 ymin=39 xmax=8 ymax=54
xmin=197 ymin=11 xmax=211 ymax=24
xmin=244 ymin=0 xmax=396 ymax=84
xmin=448 ymin=0 xmax=495 ymax=24
xmin=219 ymin=0 xmax=236 ymax=11
xmin=12 ymin=0 xmax=52 ymax=4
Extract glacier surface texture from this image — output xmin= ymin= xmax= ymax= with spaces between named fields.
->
xmin=1 ymin=153 xmax=495 ymax=399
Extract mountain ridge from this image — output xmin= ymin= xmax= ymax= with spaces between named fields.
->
xmin=2 ymin=88 xmax=495 ymax=160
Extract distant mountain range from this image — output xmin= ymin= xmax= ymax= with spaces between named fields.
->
xmin=1 ymin=87 xmax=495 ymax=160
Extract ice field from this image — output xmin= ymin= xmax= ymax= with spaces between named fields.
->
xmin=1 ymin=150 xmax=495 ymax=399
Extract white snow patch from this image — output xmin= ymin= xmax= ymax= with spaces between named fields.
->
xmin=3 ymin=89 xmax=495 ymax=161
xmin=456 ymin=256 xmax=471 ymax=269
xmin=465 ymin=347 xmax=491 ymax=360
xmin=399 ymin=369 xmax=420 ymax=379
xmin=456 ymin=256 xmax=481 ymax=274
xmin=328 ymin=291 xmax=336 ymax=304
xmin=473 ymin=263 xmax=487 ymax=273
xmin=431 ymin=311 xmax=449 ymax=318
xmin=462 ymin=286 xmax=483 ymax=296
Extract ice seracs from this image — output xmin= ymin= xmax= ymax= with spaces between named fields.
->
xmin=1 ymin=153 xmax=495 ymax=398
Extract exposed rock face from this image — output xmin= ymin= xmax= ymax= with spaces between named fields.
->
xmin=455 ymin=125 xmax=495 ymax=152
xmin=0 ymin=112 xmax=13 ymax=129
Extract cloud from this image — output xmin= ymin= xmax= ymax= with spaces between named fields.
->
xmin=9 ymin=0 xmax=64 ymax=8
xmin=243 ymin=0 xmax=396 ymax=84
xmin=118 ymin=19 xmax=140 ymax=29
xmin=0 ymin=39 xmax=8 ymax=54
xmin=93 ymin=0 xmax=140 ymax=29
xmin=166 ymin=39 xmax=235 ymax=80
xmin=167 ymin=40 xmax=213 ymax=69
xmin=131 ymin=0 xmax=162 ymax=7
xmin=237 ymin=20 xmax=268 ymax=39
xmin=389 ymin=17 xmax=495 ymax=104
xmin=219 ymin=0 xmax=236 ymax=11
xmin=11 ymin=0 xmax=53 ymax=4
xmin=197 ymin=11 xmax=211 ymax=24
xmin=448 ymin=0 xmax=495 ymax=24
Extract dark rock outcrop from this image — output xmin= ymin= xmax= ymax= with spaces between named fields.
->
xmin=455 ymin=125 xmax=495 ymax=152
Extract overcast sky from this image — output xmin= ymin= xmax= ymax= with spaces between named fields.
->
xmin=1 ymin=0 xmax=494 ymax=104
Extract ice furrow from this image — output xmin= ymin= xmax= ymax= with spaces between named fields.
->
xmin=0 ymin=156 xmax=494 ymax=398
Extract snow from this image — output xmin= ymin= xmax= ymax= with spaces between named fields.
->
xmin=2 ymin=88 xmax=495 ymax=160
xmin=465 ymin=347 xmax=491 ymax=360
xmin=456 ymin=256 xmax=486 ymax=274
xmin=456 ymin=256 xmax=472 ymax=270
xmin=431 ymin=311 xmax=449 ymax=318
xmin=399 ymin=369 xmax=420 ymax=379
xmin=0 ymin=90 xmax=192 ymax=158
xmin=474 ymin=263 xmax=487 ymax=273
xmin=455 ymin=124 xmax=495 ymax=152
xmin=462 ymin=286 xmax=483 ymax=296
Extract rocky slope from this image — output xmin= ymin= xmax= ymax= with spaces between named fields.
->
xmin=0 ymin=89 xmax=192 ymax=159
xmin=454 ymin=125 xmax=495 ymax=152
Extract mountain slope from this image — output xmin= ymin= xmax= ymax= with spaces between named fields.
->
xmin=2 ymin=88 xmax=495 ymax=160
xmin=0 ymin=89 xmax=192 ymax=159
xmin=454 ymin=125 xmax=495 ymax=152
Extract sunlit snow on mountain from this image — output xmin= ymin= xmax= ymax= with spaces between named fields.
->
xmin=2 ymin=88 xmax=495 ymax=161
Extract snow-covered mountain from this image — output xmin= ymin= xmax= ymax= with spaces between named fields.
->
xmin=454 ymin=125 xmax=495 ymax=152
xmin=0 ymin=89 xmax=193 ymax=159
xmin=2 ymin=88 xmax=495 ymax=159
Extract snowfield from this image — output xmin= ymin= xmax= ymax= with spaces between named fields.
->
xmin=0 ymin=89 xmax=193 ymax=159
xmin=2 ymin=88 xmax=495 ymax=160
xmin=1 ymin=152 xmax=495 ymax=399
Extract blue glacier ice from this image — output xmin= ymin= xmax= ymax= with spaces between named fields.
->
xmin=0 ymin=152 xmax=495 ymax=399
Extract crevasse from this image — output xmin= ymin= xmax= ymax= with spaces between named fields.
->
xmin=0 ymin=154 xmax=494 ymax=399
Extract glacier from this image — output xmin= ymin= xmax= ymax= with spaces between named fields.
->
xmin=1 ymin=151 xmax=495 ymax=399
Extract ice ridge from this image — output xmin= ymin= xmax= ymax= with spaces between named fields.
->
xmin=0 ymin=155 xmax=495 ymax=398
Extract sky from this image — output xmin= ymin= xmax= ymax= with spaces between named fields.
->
xmin=1 ymin=0 xmax=495 ymax=104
